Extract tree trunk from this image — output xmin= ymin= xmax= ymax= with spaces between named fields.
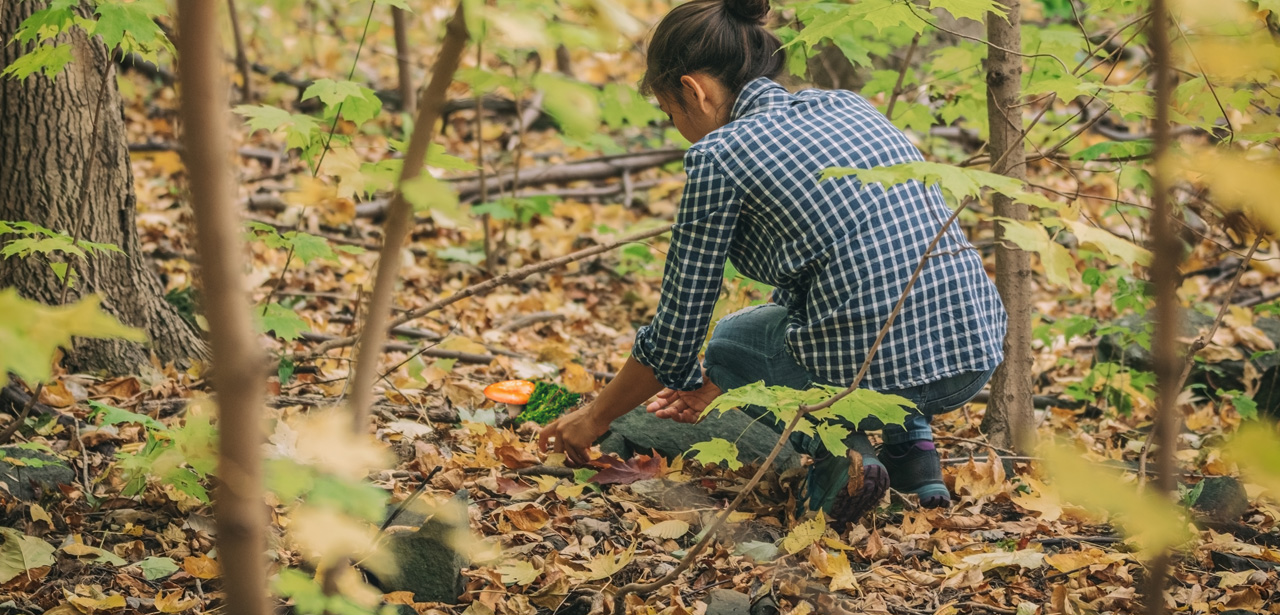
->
xmin=0 ymin=0 xmax=207 ymax=374
xmin=980 ymin=0 xmax=1035 ymax=453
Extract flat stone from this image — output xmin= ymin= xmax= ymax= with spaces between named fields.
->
xmin=0 ymin=445 xmax=75 ymax=501
xmin=600 ymin=407 xmax=800 ymax=471
xmin=369 ymin=494 xmax=468 ymax=604
xmin=704 ymin=589 xmax=751 ymax=615
xmin=1192 ymin=476 xmax=1249 ymax=522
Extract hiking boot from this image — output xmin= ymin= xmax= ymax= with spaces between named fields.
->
xmin=804 ymin=432 xmax=888 ymax=529
xmin=880 ymin=440 xmax=950 ymax=508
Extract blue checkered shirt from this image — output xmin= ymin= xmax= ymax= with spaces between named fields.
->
xmin=632 ymin=77 xmax=1007 ymax=392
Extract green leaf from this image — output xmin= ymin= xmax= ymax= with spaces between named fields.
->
xmin=402 ymin=174 xmax=465 ymax=225
xmin=995 ymin=219 xmax=1075 ymax=286
xmin=234 ymin=105 xmax=323 ymax=152
xmin=94 ymin=0 xmax=169 ymax=53
xmin=2 ymin=43 xmax=74 ymax=81
xmin=0 ymin=235 xmax=85 ymax=259
xmin=302 ymin=79 xmax=382 ymax=126
xmin=1070 ymin=139 xmax=1154 ymax=162
xmin=374 ymin=0 xmax=412 ymax=8
xmin=822 ymin=161 xmax=1060 ymax=210
xmin=0 ymin=290 xmax=147 ymax=388
xmin=891 ymin=102 xmax=935 ymax=134
xmin=283 ymin=232 xmax=337 ymax=265
xmin=929 ymin=0 xmax=1009 ymax=23
xmin=87 ymin=400 xmax=166 ymax=432
xmin=427 ymin=142 xmax=477 ymax=171
xmin=688 ymin=438 xmax=743 ymax=471
xmin=258 ymin=303 xmax=309 ymax=341
xmin=815 ymin=422 xmax=851 ymax=457
xmin=0 ymin=528 xmax=56 ymax=583
xmin=13 ymin=0 xmax=77 ymax=44
xmin=437 ymin=246 xmax=485 ymax=265
xmin=809 ymin=388 xmax=913 ymax=428
xmin=700 ymin=381 xmax=787 ymax=419
xmin=533 ymin=73 xmax=601 ymax=141
xmin=733 ymin=540 xmax=780 ymax=562
xmin=1060 ymin=218 xmax=1152 ymax=266
xmin=138 ymin=556 xmax=179 ymax=580
xmin=601 ymin=83 xmax=665 ymax=130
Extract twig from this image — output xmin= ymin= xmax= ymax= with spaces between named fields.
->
xmin=380 ymin=467 xmax=442 ymax=531
xmin=59 ymin=63 xmax=112 ymax=305
xmin=905 ymin=2 xmax=1069 ymax=74
xmin=294 ymin=224 xmax=672 ymax=362
xmin=1137 ymin=233 xmax=1263 ymax=486
xmin=495 ymin=311 xmax=564 ymax=333
xmin=227 ymin=0 xmax=252 ymax=101
xmin=260 ymin=245 xmax=295 ymax=315
xmin=612 ymin=199 xmax=973 ymax=612
xmin=933 ymin=436 xmax=1016 ymax=457
xmin=514 ymin=465 xmax=576 ymax=478
xmin=0 ymin=383 xmax=42 ymax=445
xmin=475 ymin=39 xmax=492 ymax=274
xmin=312 ymin=1 xmax=377 ymax=176
xmin=347 ymin=2 xmax=471 ymax=432
xmin=885 ymin=33 xmax=921 ymax=119
xmin=392 ymin=5 xmax=415 ymax=116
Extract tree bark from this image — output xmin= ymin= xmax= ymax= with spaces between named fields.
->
xmin=980 ymin=0 xmax=1035 ymax=453
xmin=176 ymin=2 xmax=270 ymax=614
xmin=0 ymin=0 xmax=207 ymax=373
xmin=392 ymin=5 xmax=414 ymax=116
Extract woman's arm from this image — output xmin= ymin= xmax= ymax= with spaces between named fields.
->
xmin=537 ymin=355 xmax=664 ymax=466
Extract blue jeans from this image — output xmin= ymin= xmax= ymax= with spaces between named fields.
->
xmin=703 ymin=304 xmax=994 ymax=457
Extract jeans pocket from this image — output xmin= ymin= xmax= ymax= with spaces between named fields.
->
xmin=928 ymin=368 xmax=994 ymax=411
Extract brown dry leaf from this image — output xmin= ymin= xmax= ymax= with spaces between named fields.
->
xmin=952 ymin=451 xmax=1006 ymax=502
xmin=503 ymin=504 xmax=550 ymax=532
xmin=181 ymin=553 xmax=220 ymax=579
xmin=40 ymin=380 xmax=78 ymax=407
xmin=155 ymin=589 xmax=200 ymax=613
xmin=496 ymin=444 xmax=539 ymax=470
xmin=640 ymin=519 xmax=690 ymax=539
xmin=1043 ymin=548 xmax=1129 ymax=573
xmin=561 ymin=363 xmax=596 ymax=394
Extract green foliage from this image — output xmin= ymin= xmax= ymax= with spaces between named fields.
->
xmin=1 ymin=42 xmax=73 ymax=80
xmin=1 ymin=220 xmax=124 ymax=285
xmin=302 ymin=78 xmax=383 ymax=126
xmin=688 ymin=437 xmax=742 ymax=470
xmin=87 ymin=400 xmax=165 ymax=431
xmin=0 ymin=290 xmax=147 ymax=388
xmin=258 ymin=303 xmax=310 ymax=342
xmin=245 ymin=222 xmax=364 ymax=265
xmin=137 ymin=556 xmax=179 ymax=580
xmin=275 ymin=568 xmax=395 ymax=615
xmin=4 ymin=0 xmax=172 ymax=81
xmin=0 ymin=528 xmax=56 ymax=584
xmin=436 ymin=246 xmax=486 ymax=265
xmin=517 ymin=381 xmax=581 ymax=425
xmin=115 ymin=405 xmax=218 ymax=503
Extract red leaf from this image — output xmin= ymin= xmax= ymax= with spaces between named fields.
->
xmin=588 ymin=453 xmax=662 ymax=486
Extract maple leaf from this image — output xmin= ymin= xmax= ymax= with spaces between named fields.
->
xmin=0 ymin=290 xmax=146 ymax=388
xmin=588 ymin=453 xmax=663 ymax=486
xmin=688 ymin=438 xmax=742 ymax=471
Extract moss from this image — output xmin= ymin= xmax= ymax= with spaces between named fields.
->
xmin=517 ymin=381 xmax=581 ymax=425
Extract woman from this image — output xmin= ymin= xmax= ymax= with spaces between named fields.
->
xmin=538 ymin=0 xmax=1007 ymax=528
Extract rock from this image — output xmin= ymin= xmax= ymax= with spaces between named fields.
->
xmin=1192 ymin=476 xmax=1250 ymax=522
xmin=704 ymin=589 xmax=751 ymax=615
xmin=600 ymin=407 xmax=801 ymax=471
xmin=369 ymin=494 xmax=468 ymax=604
xmin=0 ymin=445 xmax=75 ymax=501
xmin=1098 ymin=312 xmax=1280 ymax=418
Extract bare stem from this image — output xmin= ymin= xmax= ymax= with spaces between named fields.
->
xmin=59 ymin=63 xmax=112 ymax=306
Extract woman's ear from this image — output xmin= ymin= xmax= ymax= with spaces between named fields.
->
xmin=679 ymin=74 xmax=712 ymax=113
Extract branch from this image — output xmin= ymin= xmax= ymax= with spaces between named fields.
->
xmin=293 ymin=224 xmax=672 ymax=362
xmin=612 ymin=200 xmax=972 ymax=611
xmin=175 ymin=1 xmax=270 ymax=614
xmin=885 ymin=33 xmax=921 ymax=119
xmin=347 ymin=2 xmax=471 ymax=431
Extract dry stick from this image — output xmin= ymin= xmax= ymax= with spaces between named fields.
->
xmin=59 ymin=63 xmax=112 ymax=306
xmin=612 ymin=201 xmax=971 ymax=613
xmin=1136 ymin=233 xmax=1264 ymax=486
xmin=0 ymin=383 xmax=43 ymax=445
xmin=474 ymin=40 xmax=493 ymax=274
xmin=884 ymin=32 xmax=921 ymax=120
xmin=347 ymin=2 xmax=470 ymax=432
xmin=260 ymin=244 xmax=295 ymax=315
xmin=295 ymin=223 xmax=672 ymax=361
xmin=1143 ymin=2 xmax=1177 ymax=614
xmin=176 ymin=2 xmax=270 ymax=615
xmin=227 ymin=0 xmax=252 ymax=102
xmin=392 ymin=5 xmax=415 ymax=116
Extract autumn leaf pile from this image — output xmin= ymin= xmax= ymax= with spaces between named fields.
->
xmin=2 ymin=1 xmax=1279 ymax=614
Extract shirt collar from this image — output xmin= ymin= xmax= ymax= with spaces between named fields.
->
xmin=730 ymin=77 xmax=791 ymax=121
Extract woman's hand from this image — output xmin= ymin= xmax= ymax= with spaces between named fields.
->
xmin=537 ymin=406 xmax=610 ymax=467
xmin=646 ymin=375 xmax=722 ymax=424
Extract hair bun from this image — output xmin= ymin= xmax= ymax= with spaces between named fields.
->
xmin=723 ymin=0 xmax=769 ymax=24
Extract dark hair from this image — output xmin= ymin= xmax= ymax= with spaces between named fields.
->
xmin=640 ymin=0 xmax=784 ymax=106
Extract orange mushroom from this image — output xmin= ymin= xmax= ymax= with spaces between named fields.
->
xmin=483 ymin=379 xmax=536 ymax=406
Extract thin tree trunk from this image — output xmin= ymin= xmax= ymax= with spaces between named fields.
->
xmin=0 ymin=0 xmax=207 ymax=373
xmin=1143 ymin=0 xmax=1177 ymax=613
xmin=348 ymin=3 xmax=470 ymax=431
xmin=980 ymin=0 xmax=1035 ymax=453
xmin=392 ymin=6 xmax=414 ymax=116
xmin=175 ymin=2 xmax=269 ymax=615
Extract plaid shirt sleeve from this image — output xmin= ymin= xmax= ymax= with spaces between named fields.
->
xmin=632 ymin=150 xmax=741 ymax=390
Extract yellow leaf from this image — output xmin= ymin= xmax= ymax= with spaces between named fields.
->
xmin=284 ymin=176 xmax=338 ymax=208
xmin=579 ymin=541 xmax=636 ymax=580
xmin=1040 ymin=444 xmax=1192 ymax=559
xmin=503 ymin=504 xmax=550 ymax=532
xmin=810 ymin=548 xmax=858 ymax=592
xmin=641 ymin=519 xmax=690 ymax=539
xmin=155 ymin=589 xmax=199 ymax=613
xmin=1011 ymin=477 xmax=1064 ymax=522
xmin=781 ymin=511 xmax=827 ymax=555
xmin=1043 ymin=548 xmax=1130 ymax=573
xmin=29 ymin=503 xmax=51 ymax=525
xmin=1224 ymin=425 xmax=1280 ymax=497
xmin=956 ymin=549 xmax=1045 ymax=572
xmin=0 ymin=290 xmax=147 ymax=388
xmin=561 ymin=363 xmax=597 ymax=394
xmin=528 ymin=475 xmax=560 ymax=493
xmin=181 ymin=553 xmax=221 ymax=579
xmin=1180 ymin=149 xmax=1280 ymax=234
xmin=439 ymin=336 xmax=488 ymax=355
xmin=496 ymin=560 xmax=541 ymax=586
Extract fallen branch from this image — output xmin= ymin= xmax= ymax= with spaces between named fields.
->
xmin=495 ymin=311 xmax=564 ymax=333
xmin=612 ymin=199 xmax=973 ymax=612
xmin=294 ymin=224 xmax=672 ymax=362
xmin=135 ymin=395 xmax=461 ymax=423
